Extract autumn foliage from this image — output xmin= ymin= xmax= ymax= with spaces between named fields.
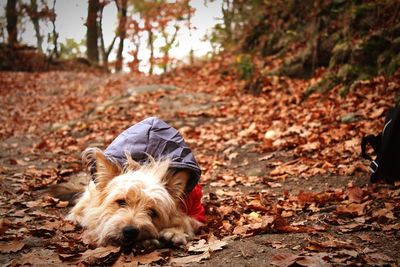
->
xmin=0 ymin=52 xmax=400 ymax=264
xmin=1 ymin=0 xmax=400 ymax=265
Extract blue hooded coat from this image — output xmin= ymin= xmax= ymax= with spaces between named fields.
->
xmin=104 ymin=117 xmax=201 ymax=193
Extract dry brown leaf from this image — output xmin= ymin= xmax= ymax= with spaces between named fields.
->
xmin=0 ymin=218 xmax=10 ymax=235
xmin=188 ymin=239 xmax=227 ymax=253
xmin=0 ymin=241 xmax=25 ymax=253
xmin=358 ymin=233 xmax=373 ymax=242
xmin=299 ymin=141 xmax=320 ymax=152
xmin=339 ymin=222 xmax=365 ymax=233
xmin=273 ymin=216 xmax=325 ymax=233
xmin=270 ymin=242 xmax=286 ymax=249
xmin=112 ymin=256 xmax=139 ymax=267
xmin=56 ymin=200 xmax=70 ymax=208
xmin=369 ymin=107 xmax=385 ymax=119
xmin=58 ymin=253 xmax=79 ymax=261
xmin=295 ymin=255 xmax=332 ymax=267
xmin=217 ymin=205 xmax=234 ymax=216
xmin=271 ymin=252 xmax=300 ymax=267
xmin=308 ymin=238 xmax=356 ymax=250
xmin=272 ymin=251 xmax=332 ymax=266
xmin=233 ymin=225 xmax=249 ymax=235
xmin=79 ymin=246 xmax=120 ymax=264
xmin=170 ymin=251 xmax=210 ymax=265
xmin=336 ymin=202 xmax=368 ymax=216
xmin=382 ymin=223 xmax=400 ymax=231
xmin=18 ymin=249 xmax=63 ymax=265
xmin=347 ymin=187 xmax=364 ymax=203
xmin=132 ymin=251 xmax=162 ymax=265
xmin=363 ymin=252 xmax=394 ymax=265
xmin=267 ymin=182 xmax=282 ymax=188
xmin=372 ymin=208 xmax=395 ymax=220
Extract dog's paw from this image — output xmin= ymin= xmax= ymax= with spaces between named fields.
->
xmin=160 ymin=228 xmax=190 ymax=246
xmin=140 ymin=238 xmax=160 ymax=250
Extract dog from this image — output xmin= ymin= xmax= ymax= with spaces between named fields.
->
xmin=63 ymin=117 xmax=205 ymax=247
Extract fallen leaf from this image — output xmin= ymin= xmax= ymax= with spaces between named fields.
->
xmin=382 ymin=223 xmax=400 ymax=231
xmin=132 ymin=251 xmax=162 ymax=265
xmin=79 ymin=246 xmax=120 ymax=265
xmin=271 ymin=252 xmax=299 ymax=267
xmin=233 ymin=225 xmax=249 ymax=235
xmin=170 ymin=251 xmax=210 ymax=265
xmin=58 ymin=253 xmax=79 ymax=261
xmin=272 ymin=251 xmax=332 ymax=267
xmin=188 ymin=239 xmax=227 ymax=253
xmin=339 ymin=222 xmax=365 ymax=233
xmin=363 ymin=252 xmax=394 ymax=265
xmin=372 ymin=208 xmax=395 ymax=220
xmin=56 ymin=200 xmax=70 ymax=208
xmin=358 ymin=233 xmax=373 ymax=242
xmin=0 ymin=218 xmax=10 ymax=235
xmin=268 ymin=182 xmax=282 ymax=188
xmin=270 ymin=242 xmax=286 ymax=249
xmin=347 ymin=187 xmax=364 ymax=203
xmin=336 ymin=249 xmax=359 ymax=257
xmin=336 ymin=202 xmax=368 ymax=216
xmin=0 ymin=241 xmax=25 ymax=253
xmin=281 ymin=210 xmax=294 ymax=217
xmin=259 ymin=154 xmax=274 ymax=161
xmin=295 ymin=255 xmax=332 ymax=267
xmin=308 ymin=238 xmax=357 ymax=250
xmin=18 ymin=249 xmax=63 ymax=265
xmin=370 ymin=107 xmax=385 ymax=119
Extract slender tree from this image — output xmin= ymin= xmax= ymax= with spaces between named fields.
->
xmin=186 ymin=0 xmax=194 ymax=65
xmin=99 ymin=1 xmax=117 ymax=67
xmin=28 ymin=0 xmax=44 ymax=52
xmin=6 ymin=0 xmax=18 ymax=46
xmin=157 ymin=1 xmax=191 ymax=72
xmin=86 ymin=0 xmax=100 ymax=63
xmin=147 ymin=22 xmax=155 ymax=74
xmin=160 ymin=24 xmax=178 ymax=72
xmin=128 ymin=0 xmax=192 ymax=73
xmin=126 ymin=19 xmax=141 ymax=73
xmin=50 ymin=0 xmax=59 ymax=58
xmin=115 ymin=0 xmax=127 ymax=72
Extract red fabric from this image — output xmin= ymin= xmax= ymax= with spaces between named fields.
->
xmin=183 ymin=184 xmax=206 ymax=223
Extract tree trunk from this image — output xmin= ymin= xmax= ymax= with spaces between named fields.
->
xmin=115 ymin=0 xmax=127 ymax=72
xmin=222 ymin=0 xmax=233 ymax=44
xmin=99 ymin=2 xmax=117 ymax=68
xmin=148 ymin=29 xmax=154 ymax=75
xmin=50 ymin=0 xmax=59 ymax=58
xmin=161 ymin=25 xmax=178 ymax=73
xmin=30 ymin=0 xmax=43 ymax=53
xmin=187 ymin=0 xmax=194 ymax=64
xmin=86 ymin=0 xmax=99 ymax=64
xmin=6 ymin=0 xmax=18 ymax=46
xmin=99 ymin=4 xmax=107 ymax=66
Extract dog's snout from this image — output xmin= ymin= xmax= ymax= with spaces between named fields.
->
xmin=122 ymin=226 xmax=139 ymax=240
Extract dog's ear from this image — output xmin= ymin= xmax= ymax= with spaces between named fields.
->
xmin=164 ymin=169 xmax=190 ymax=201
xmin=82 ymin=148 xmax=121 ymax=190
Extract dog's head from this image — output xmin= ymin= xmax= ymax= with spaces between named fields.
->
xmin=79 ymin=148 xmax=189 ymax=246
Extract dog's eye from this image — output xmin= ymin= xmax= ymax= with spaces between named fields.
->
xmin=149 ymin=208 xmax=159 ymax=219
xmin=116 ymin=199 xmax=127 ymax=207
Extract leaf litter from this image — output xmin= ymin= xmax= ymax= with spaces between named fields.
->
xmin=0 ymin=61 xmax=400 ymax=266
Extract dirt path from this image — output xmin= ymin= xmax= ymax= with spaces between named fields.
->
xmin=0 ymin=71 xmax=399 ymax=266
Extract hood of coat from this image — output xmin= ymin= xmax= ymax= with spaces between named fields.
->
xmin=104 ymin=117 xmax=201 ymax=193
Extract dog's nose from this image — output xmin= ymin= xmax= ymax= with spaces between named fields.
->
xmin=122 ymin=226 xmax=139 ymax=240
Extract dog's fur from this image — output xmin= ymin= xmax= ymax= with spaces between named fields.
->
xmin=66 ymin=147 xmax=202 ymax=247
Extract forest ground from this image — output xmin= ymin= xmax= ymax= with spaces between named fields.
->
xmin=0 ymin=58 xmax=400 ymax=266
